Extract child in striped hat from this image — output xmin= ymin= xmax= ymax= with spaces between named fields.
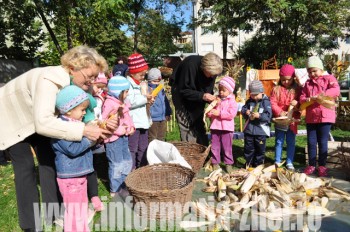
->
xmin=102 ymin=75 xmax=135 ymax=197
xmin=126 ymin=53 xmax=154 ymax=169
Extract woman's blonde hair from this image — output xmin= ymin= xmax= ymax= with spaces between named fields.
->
xmin=61 ymin=45 xmax=108 ymax=72
xmin=200 ymin=52 xmax=223 ymax=76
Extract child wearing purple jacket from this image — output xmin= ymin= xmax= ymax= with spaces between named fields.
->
xmin=206 ymin=76 xmax=238 ymax=173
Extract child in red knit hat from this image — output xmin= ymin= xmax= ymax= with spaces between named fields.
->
xmin=270 ymin=64 xmax=302 ymax=171
xmin=126 ymin=53 xmax=154 ymax=169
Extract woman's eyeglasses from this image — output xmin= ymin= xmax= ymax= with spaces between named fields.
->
xmin=79 ymin=70 xmax=96 ymax=82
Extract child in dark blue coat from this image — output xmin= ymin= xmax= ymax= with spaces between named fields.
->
xmin=147 ymin=68 xmax=172 ymax=142
xmin=241 ymin=80 xmax=272 ymax=167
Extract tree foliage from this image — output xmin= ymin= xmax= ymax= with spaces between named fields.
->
xmin=137 ymin=9 xmax=181 ymax=67
xmin=126 ymin=0 xmax=188 ymax=61
xmin=239 ymin=0 xmax=350 ymax=67
xmin=36 ymin=0 xmax=132 ymax=67
xmin=195 ymin=0 xmax=350 ymax=67
xmin=0 ymin=0 xmax=45 ymax=60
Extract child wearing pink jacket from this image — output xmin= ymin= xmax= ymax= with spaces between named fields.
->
xmin=102 ymin=75 xmax=135 ymax=197
xmin=300 ymin=56 xmax=340 ymax=177
xmin=207 ymin=76 xmax=238 ymax=173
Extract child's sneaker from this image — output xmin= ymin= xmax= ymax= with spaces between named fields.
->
xmin=110 ymin=192 xmax=116 ymax=198
xmin=91 ymin=196 xmax=104 ymax=211
xmin=304 ymin=165 xmax=316 ymax=175
xmin=286 ymin=163 xmax=295 ymax=171
xmin=318 ymin=166 xmax=328 ymax=177
xmin=88 ymin=209 xmax=95 ymax=224
xmin=225 ymin=165 xmax=234 ymax=173
xmin=213 ymin=164 xmax=220 ymax=170
xmin=53 ymin=217 xmax=64 ymax=228
xmin=275 ymin=162 xmax=283 ymax=169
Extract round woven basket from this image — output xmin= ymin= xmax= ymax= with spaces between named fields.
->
xmin=339 ymin=142 xmax=350 ymax=179
xmin=170 ymin=141 xmax=209 ymax=174
xmin=125 ymin=163 xmax=195 ymax=219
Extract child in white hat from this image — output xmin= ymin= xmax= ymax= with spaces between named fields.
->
xmin=147 ymin=68 xmax=172 ymax=143
xmin=300 ymin=56 xmax=340 ymax=177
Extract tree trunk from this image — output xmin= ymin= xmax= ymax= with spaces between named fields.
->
xmin=222 ymin=29 xmax=228 ymax=61
xmin=33 ymin=0 xmax=63 ymax=55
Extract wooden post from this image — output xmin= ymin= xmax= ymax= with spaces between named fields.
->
xmin=240 ymin=113 xmax=243 ymax=132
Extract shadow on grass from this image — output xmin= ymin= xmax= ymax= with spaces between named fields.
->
xmin=93 ymin=153 xmax=110 ymax=191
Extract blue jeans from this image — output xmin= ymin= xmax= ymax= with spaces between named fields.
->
xmin=306 ymin=123 xmax=332 ymax=167
xmin=105 ymin=136 xmax=132 ymax=193
xmin=274 ymin=128 xmax=296 ymax=165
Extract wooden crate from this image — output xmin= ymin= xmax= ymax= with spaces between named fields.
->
xmin=305 ymin=141 xmax=343 ymax=168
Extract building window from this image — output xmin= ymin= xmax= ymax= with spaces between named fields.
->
xmin=345 ymin=36 xmax=350 ymax=44
xmin=201 ymin=27 xmax=213 ymax=35
xmin=332 ymin=37 xmax=338 ymax=45
xmin=221 ymin=42 xmax=233 ymax=51
xmin=201 ymin=43 xmax=214 ymax=52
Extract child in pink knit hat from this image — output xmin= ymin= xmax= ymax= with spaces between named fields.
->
xmin=92 ymin=72 xmax=108 ymax=120
xmin=91 ymin=72 xmax=108 ymax=155
xmin=206 ymin=76 xmax=238 ymax=173
xmin=270 ymin=64 xmax=301 ymax=170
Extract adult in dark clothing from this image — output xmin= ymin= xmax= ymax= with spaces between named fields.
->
xmin=171 ymin=52 xmax=223 ymax=146
xmin=112 ymin=56 xmax=128 ymax=77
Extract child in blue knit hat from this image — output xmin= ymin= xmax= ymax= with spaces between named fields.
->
xmin=102 ymin=75 xmax=135 ymax=197
xmin=51 ymin=85 xmax=96 ymax=232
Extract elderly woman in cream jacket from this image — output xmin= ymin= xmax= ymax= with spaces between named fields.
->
xmin=0 ymin=46 xmax=118 ymax=231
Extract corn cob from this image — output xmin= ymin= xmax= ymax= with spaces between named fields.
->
xmin=300 ymin=101 xmax=313 ymax=110
xmin=262 ymin=161 xmax=285 ymax=173
xmin=151 ymin=83 xmax=163 ymax=97
xmin=203 ymin=99 xmax=219 ymax=130
xmin=249 ymin=102 xmax=260 ymax=120
xmin=98 ymin=110 xmax=118 ymax=129
xmin=217 ymin=176 xmax=227 ymax=201
xmin=252 ymin=102 xmax=260 ymax=112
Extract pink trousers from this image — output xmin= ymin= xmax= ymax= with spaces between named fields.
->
xmin=57 ymin=177 xmax=89 ymax=232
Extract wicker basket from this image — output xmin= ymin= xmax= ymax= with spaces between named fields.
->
xmin=125 ymin=163 xmax=195 ymax=219
xmin=170 ymin=141 xmax=209 ymax=174
xmin=338 ymin=142 xmax=350 ymax=178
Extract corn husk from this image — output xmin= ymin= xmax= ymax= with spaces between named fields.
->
xmin=240 ymin=164 xmax=264 ymax=194
xmin=301 ymin=95 xmax=337 ymax=110
xmin=179 ymin=220 xmax=212 ymax=229
xmin=203 ymin=99 xmax=219 ymax=130
xmin=140 ymin=81 xmax=148 ymax=95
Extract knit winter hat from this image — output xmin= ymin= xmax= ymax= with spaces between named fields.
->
xmin=128 ymin=53 xmax=149 ymax=74
xmin=249 ymin=80 xmax=264 ymax=95
xmin=108 ymin=75 xmax=130 ymax=98
xmin=306 ymin=56 xmax=324 ymax=70
xmin=94 ymin=72 xmax=108 ymax=85
xmin=56 ymin=85 xmax=89 ymax=114
xmin=219 ymin=76 xmax=236 ymax=93
xmin=279 ymin=64 xmax=295 ymax=77
xmin=147 ymin=68 xmax=162 ymax=81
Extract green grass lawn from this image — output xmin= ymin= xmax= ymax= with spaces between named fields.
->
xmin=1 ymin=120 xmax=349 ymax=231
